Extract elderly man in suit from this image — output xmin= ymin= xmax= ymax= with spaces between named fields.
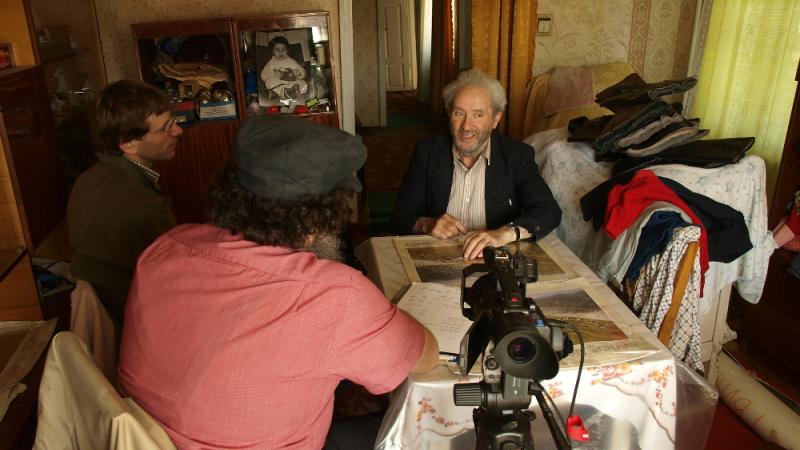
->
xmin=392 ymin=69 xmax=561 ymax=259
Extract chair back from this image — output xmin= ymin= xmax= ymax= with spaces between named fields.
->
xmin=70 ymin=279 xmax=117 ymax=383
xmin=33 ymin=331 xmax=175 ymax=450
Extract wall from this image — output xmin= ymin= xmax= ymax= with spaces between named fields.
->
xmin=93 ymin=0 xmax=341 ymax=107
xmin=0 ymin=0 xmax=36 ymax=66
xmin=534 ymin=0 xmax=697 ymax=82
xmin=92 ymin=0 xmax=695 ymax=128
xmin=352 ymin=0 xmax=380 ymax=126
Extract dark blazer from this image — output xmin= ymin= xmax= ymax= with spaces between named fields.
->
xmin=391 ymin=132 xmax=561 ymax=240
xmin=68 ymin=154 xmax=177 ymax=324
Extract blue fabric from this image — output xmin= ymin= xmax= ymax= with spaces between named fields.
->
xmin=789 ymin=254 xmax=800 ymax=281
xmin=626 ymin=211 xmax=691 ymax=282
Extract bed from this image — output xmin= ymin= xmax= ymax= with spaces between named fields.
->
xmin=522 ymin=64 xmax=775 ymax=378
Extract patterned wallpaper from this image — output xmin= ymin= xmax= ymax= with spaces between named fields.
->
xmin=93 ymin=0 xmax=696 ymax=127
xmin=352 ymin=0 xmax=380 ymax=127
xmin=93 ymin=0 xmax=340 ymax=105
xmin=534 ymin=0 xmax=697 ymax=82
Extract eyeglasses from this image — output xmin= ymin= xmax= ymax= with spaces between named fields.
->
xmin=150 ymin=116 xmax=177 ymax=135
xmin=161 ymin=117 xmax=177 ymax=133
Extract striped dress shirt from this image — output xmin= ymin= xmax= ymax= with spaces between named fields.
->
xmin=446 ymin=145 xmax=490 ymax=231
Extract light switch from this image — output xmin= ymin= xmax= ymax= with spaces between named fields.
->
xmin=537 ymin=15 xmax=553 ymax=35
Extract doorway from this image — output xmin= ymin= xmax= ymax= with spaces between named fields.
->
xmin=377 ymin=0 xmax=435 ymax=126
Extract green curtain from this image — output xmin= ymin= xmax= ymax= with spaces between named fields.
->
xmin=691 ymin=0 xmax=800 ymax=202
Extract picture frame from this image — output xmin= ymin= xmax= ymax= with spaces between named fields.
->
xmin=255 ymin=27 xmax=332 ymax=108
xmin=0 ymin=42 xmax=14 ymax=70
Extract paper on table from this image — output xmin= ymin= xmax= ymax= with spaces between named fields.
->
xmin=396 ymin=282 xmax=472 ymax=355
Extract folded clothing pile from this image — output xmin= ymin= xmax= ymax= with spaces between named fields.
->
xmin=567 ymin=73 xmax=754 ymax=172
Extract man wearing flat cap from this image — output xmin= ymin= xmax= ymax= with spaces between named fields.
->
xmin=118 ymin=115 xmax=439 ymax=450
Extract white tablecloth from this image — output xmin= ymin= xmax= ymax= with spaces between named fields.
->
xmin=355 ymin=235 xmax=718 ymax=450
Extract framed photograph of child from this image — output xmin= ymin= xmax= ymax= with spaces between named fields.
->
xmin=255 ymin=28 xmax=314 ymax=107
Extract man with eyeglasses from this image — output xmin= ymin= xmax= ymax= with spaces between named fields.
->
xmin=67 ymin=80 xmax=183 ymax=333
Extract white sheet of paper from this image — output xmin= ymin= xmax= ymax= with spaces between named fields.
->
xmin=397 ymin=282 xmax=473 ymax=355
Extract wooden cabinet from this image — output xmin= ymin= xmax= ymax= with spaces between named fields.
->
xmin=0 ymin=66 xmax=64 ymax=250
xmin=26 ymin=0 xmax=107 ymax=125
xmin=25 ymin=0 xmax=107 ymax=188
xmin=131 ymin=12 xmax=340 ymax=224
xmin=0 ymin=0 xmax=106 ymax=251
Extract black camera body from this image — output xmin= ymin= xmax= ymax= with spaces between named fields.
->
xmin=454 ymin=246 xmax=573 ymax=450
xmin=458 ymin=246 xmax=570 ymax=380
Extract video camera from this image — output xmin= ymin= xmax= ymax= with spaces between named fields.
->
xmin=456 ymin=246 xmax=572 ymax=379
xmin=453 ymin=246 xmax=574 ymax=450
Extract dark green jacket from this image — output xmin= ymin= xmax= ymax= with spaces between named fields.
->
xmin=68 ymin=154 xmax=177 ymax=324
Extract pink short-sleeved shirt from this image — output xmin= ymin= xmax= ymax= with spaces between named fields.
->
xmin=118 ymin=224 xmax=424 ymax=449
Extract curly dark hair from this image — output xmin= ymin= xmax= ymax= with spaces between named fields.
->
xmin=209 ymin=165 xmax=352 ymax=249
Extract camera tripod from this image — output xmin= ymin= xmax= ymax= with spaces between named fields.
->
xmin=456 ymin=376 xmax=571 ymax=450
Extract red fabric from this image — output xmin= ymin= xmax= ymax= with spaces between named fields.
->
xmin=119 ymin=224 xmax=425 ymax=450
xmin=786 ymin=192 xmax=800 ymax=235
xmin=604 ymin=170 xmax=709 ymax=294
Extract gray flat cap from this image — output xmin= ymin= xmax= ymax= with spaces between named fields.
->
xmin=233 ymin=115 xmax=366 ymax=200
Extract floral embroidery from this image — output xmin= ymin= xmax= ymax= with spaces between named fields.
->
xmin=589 ymin=361 xmax=641 ymax=384
xmin=416 ymin=398 xmax=436 ymax=422
xmin=546 ymin=381 xmax=564 ymax=399
xmin=415 ymin=397 xmax=465 ymax=429
xmin=588 ymin=361 xmax=676 ymax=417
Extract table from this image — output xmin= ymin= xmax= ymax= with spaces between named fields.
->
xmin=355 ymin=235 xmax=718 ymax=450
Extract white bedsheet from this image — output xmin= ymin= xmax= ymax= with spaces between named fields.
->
xmin=525 ymin=128 xmax=776 ymax=310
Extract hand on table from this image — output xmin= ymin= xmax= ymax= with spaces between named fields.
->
xmin=417 ymin=214 xmax=467 ymax=240
xmin=463 ymin=227 xmax=515 ymax=260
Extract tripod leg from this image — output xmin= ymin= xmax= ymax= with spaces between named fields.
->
xmin=474 ymin=408 xmax=535 ymax=450
xmin=531 ymin=390 xmax=570 ymax=450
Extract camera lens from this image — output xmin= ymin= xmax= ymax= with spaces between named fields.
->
xmin=507 ymin=337 xmax=536 ymax=362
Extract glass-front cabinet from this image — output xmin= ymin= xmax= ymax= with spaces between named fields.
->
xmin=129 ymin=12 xmax=339 ymax=224
xmin=131 ymin=12 xmax=338 ymax=129
xmin=132 ymin=18 xmax=238 ymax=126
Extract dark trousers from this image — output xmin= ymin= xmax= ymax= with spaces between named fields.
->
xmin=323 ymin=412 xmax=384 ymax=450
